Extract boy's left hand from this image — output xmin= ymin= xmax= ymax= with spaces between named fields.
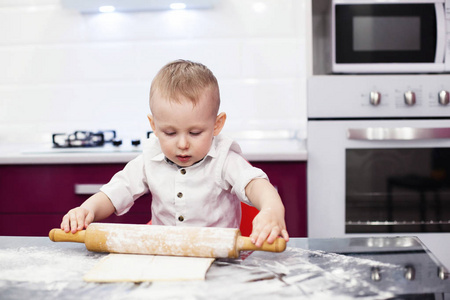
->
xmin=250 ymin=208 xmax=289 ymax=248
xmin=245 ymin=178 xmax=289 ymax=247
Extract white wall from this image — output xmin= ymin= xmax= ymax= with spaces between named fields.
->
xmin=0 ymin=0 xmax=307 ymax=144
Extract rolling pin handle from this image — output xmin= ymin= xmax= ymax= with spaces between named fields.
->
xmin=49 ymin=228 xmax=86 ymax=243
xmin=237 ymin=236 xmax=286 ymax=253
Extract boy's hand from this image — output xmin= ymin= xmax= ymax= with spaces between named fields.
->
xmin=61 ymin=207 xmax=95 ymax=233
xmin=60 ymin=192 xmax=115 ymax=234
xmin=250 ymin=208 xmax=289 ymax=248
xmin=245 ymin=178 xmax=290 ymax=248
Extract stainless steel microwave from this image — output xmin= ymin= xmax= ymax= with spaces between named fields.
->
xmin=332 ymin=0 xmax=450 ymax=73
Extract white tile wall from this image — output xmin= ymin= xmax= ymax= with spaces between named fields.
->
xmin=0 ymin=0 xmax=308 ymax=144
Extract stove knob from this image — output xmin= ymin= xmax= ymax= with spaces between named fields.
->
xmin=112 ymin=139 xmax=123 ymax=147
xmin=131 ymin=139 xmax=141 ymax=146
xmin=369 ymin=91 xmax=381 ymax=106
xmin=404 ymin=265 xmax=415 ymax=281
xmin=404 ymin=91 xmax=416 ymax=106
xmin=371 ymin=267 xmax=381 ymax=281
xmin=438 ymin=90 xmax=450 ymax=106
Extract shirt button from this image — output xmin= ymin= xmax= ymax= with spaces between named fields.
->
xmin=178 ymin=215 xmax=184 ymax=222
xmin=180 ymin=169 xmax=186 ymax=175
xmin=177 ymin=192 xmax=183 ymax=198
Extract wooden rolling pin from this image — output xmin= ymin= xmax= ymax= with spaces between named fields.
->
xmin=49 ymin=223 xmax=286 ymax=258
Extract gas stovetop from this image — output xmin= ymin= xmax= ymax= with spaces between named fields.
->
xmin=51 ymin=130 xmax=152 ymax=148
xmin=20 ymin=130 xmax=152 ymax=155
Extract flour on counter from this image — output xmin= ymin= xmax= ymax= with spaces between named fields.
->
xmin=240 ymin=247 xmax=401 ymax=299
xmin=0 ymin=242 xmax=425 ymax=300
xmin=0 ymin=246 xmax=101 ymax=283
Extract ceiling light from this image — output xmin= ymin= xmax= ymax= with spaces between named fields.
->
xmin=170 ymin=3 xmax=187 ymax=10
xmin=61 ymin=0 xmax=219 ymax=13
xmin=98 ymin=5 xmax=116 ymax=13
xmin=252 ymin=2 xmax=266 ymax=13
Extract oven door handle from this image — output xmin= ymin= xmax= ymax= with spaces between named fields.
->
xmin=347 ymin=127 xmax=450 ymax=141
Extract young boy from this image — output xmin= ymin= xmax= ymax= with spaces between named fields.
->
xmin=61 ymin=60 xmax=289 ymax=247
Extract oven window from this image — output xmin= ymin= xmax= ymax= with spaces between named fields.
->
xmin=346 ymin=148 xmax=450 ymax=233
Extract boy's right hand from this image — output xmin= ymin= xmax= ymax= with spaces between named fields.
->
xmin=61 ymin=207 xmax=95 ymax=233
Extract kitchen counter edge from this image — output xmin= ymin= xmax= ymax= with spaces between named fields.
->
xmin=0 ymin=140 xmax=308 ymax=164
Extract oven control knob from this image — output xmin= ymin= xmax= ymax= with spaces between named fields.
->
xmin=438 ymin=90 xmax=450 ymax=106
xmin=369 ymin=91 xmax=381 ymax=106
xmin=404 ymin=265 xmax=415 ymax=281
xmin=404 ymin=91 xmax=416 ymax=106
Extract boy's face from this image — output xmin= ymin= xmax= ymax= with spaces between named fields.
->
xmin=148 ymin=90 xmax=226 ymax=167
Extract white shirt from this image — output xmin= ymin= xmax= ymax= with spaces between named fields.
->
xmin=100 ymin=134 xmax=268 ymax=228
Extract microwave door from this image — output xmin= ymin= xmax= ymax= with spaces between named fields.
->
xmin=332 ymin=3 xmax=446 ymax=73
xmin=333 ymin=63 xmax=446 ymax=73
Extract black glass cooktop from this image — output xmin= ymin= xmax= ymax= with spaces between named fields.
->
xmin=275 ymin=237 xmax=450 ymax=299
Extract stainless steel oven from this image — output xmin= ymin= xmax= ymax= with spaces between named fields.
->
xmin=307 ymin=74 xmax=450 ymax=269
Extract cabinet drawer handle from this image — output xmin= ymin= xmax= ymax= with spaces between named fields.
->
xmin=74 ymin=184 xmax=104 ymax=195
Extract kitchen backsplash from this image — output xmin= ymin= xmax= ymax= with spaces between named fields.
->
xmin=0 ymin=0 xmax=307 ymax=144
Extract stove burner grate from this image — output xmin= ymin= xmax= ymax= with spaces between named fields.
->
xmin=52 ymin=130 xmax=116 ymax=148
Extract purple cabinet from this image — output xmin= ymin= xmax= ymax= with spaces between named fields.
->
xmin=0 ymin=161 xmax=306 ymax=237
xmin=252 ymin=162 xmax=307 ymax=237
xmin=0 ymin=164 xmax=151 ymax=236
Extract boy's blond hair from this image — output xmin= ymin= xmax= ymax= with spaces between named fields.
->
xmin=150 ymin=60 xmax=220 ymax=114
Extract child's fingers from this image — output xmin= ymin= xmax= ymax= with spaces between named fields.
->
xmin=255 ymin=226 xmax=273 ymax=247
xmin=70 ymin=212 xmax=80 ymax=233
xmin=281 ymin=229 xmax=290 ymax=242
xmin=250 ymin=227 xmax=264 ymax=246
xmin=61 ymin=214 xmax=70 ymax=232
xmin=254 ymin=226 xmax=290 ymax=247
xmin=84 ymin=210 xmax=95 ymax=229
xmin=249 ymin=230 xmax=259 ymax=244
xmin=76 ymin=212 xmax=85 ymax=231
xmin=266 ymin=227 xmax=281 ymax=244
xmin=250 ymin=219 xmax=261 ymax=243
xmin=65 ymin=208 xmax=82 ymax=233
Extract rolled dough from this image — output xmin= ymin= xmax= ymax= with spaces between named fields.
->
xmin=83 ymin=253 xmax=215 ymax=282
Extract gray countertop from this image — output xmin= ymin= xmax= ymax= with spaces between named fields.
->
xmin=0 ymin=138 xmax=307 ymax=164
xmin=1 ymin=236 xmax=449 ymax=299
